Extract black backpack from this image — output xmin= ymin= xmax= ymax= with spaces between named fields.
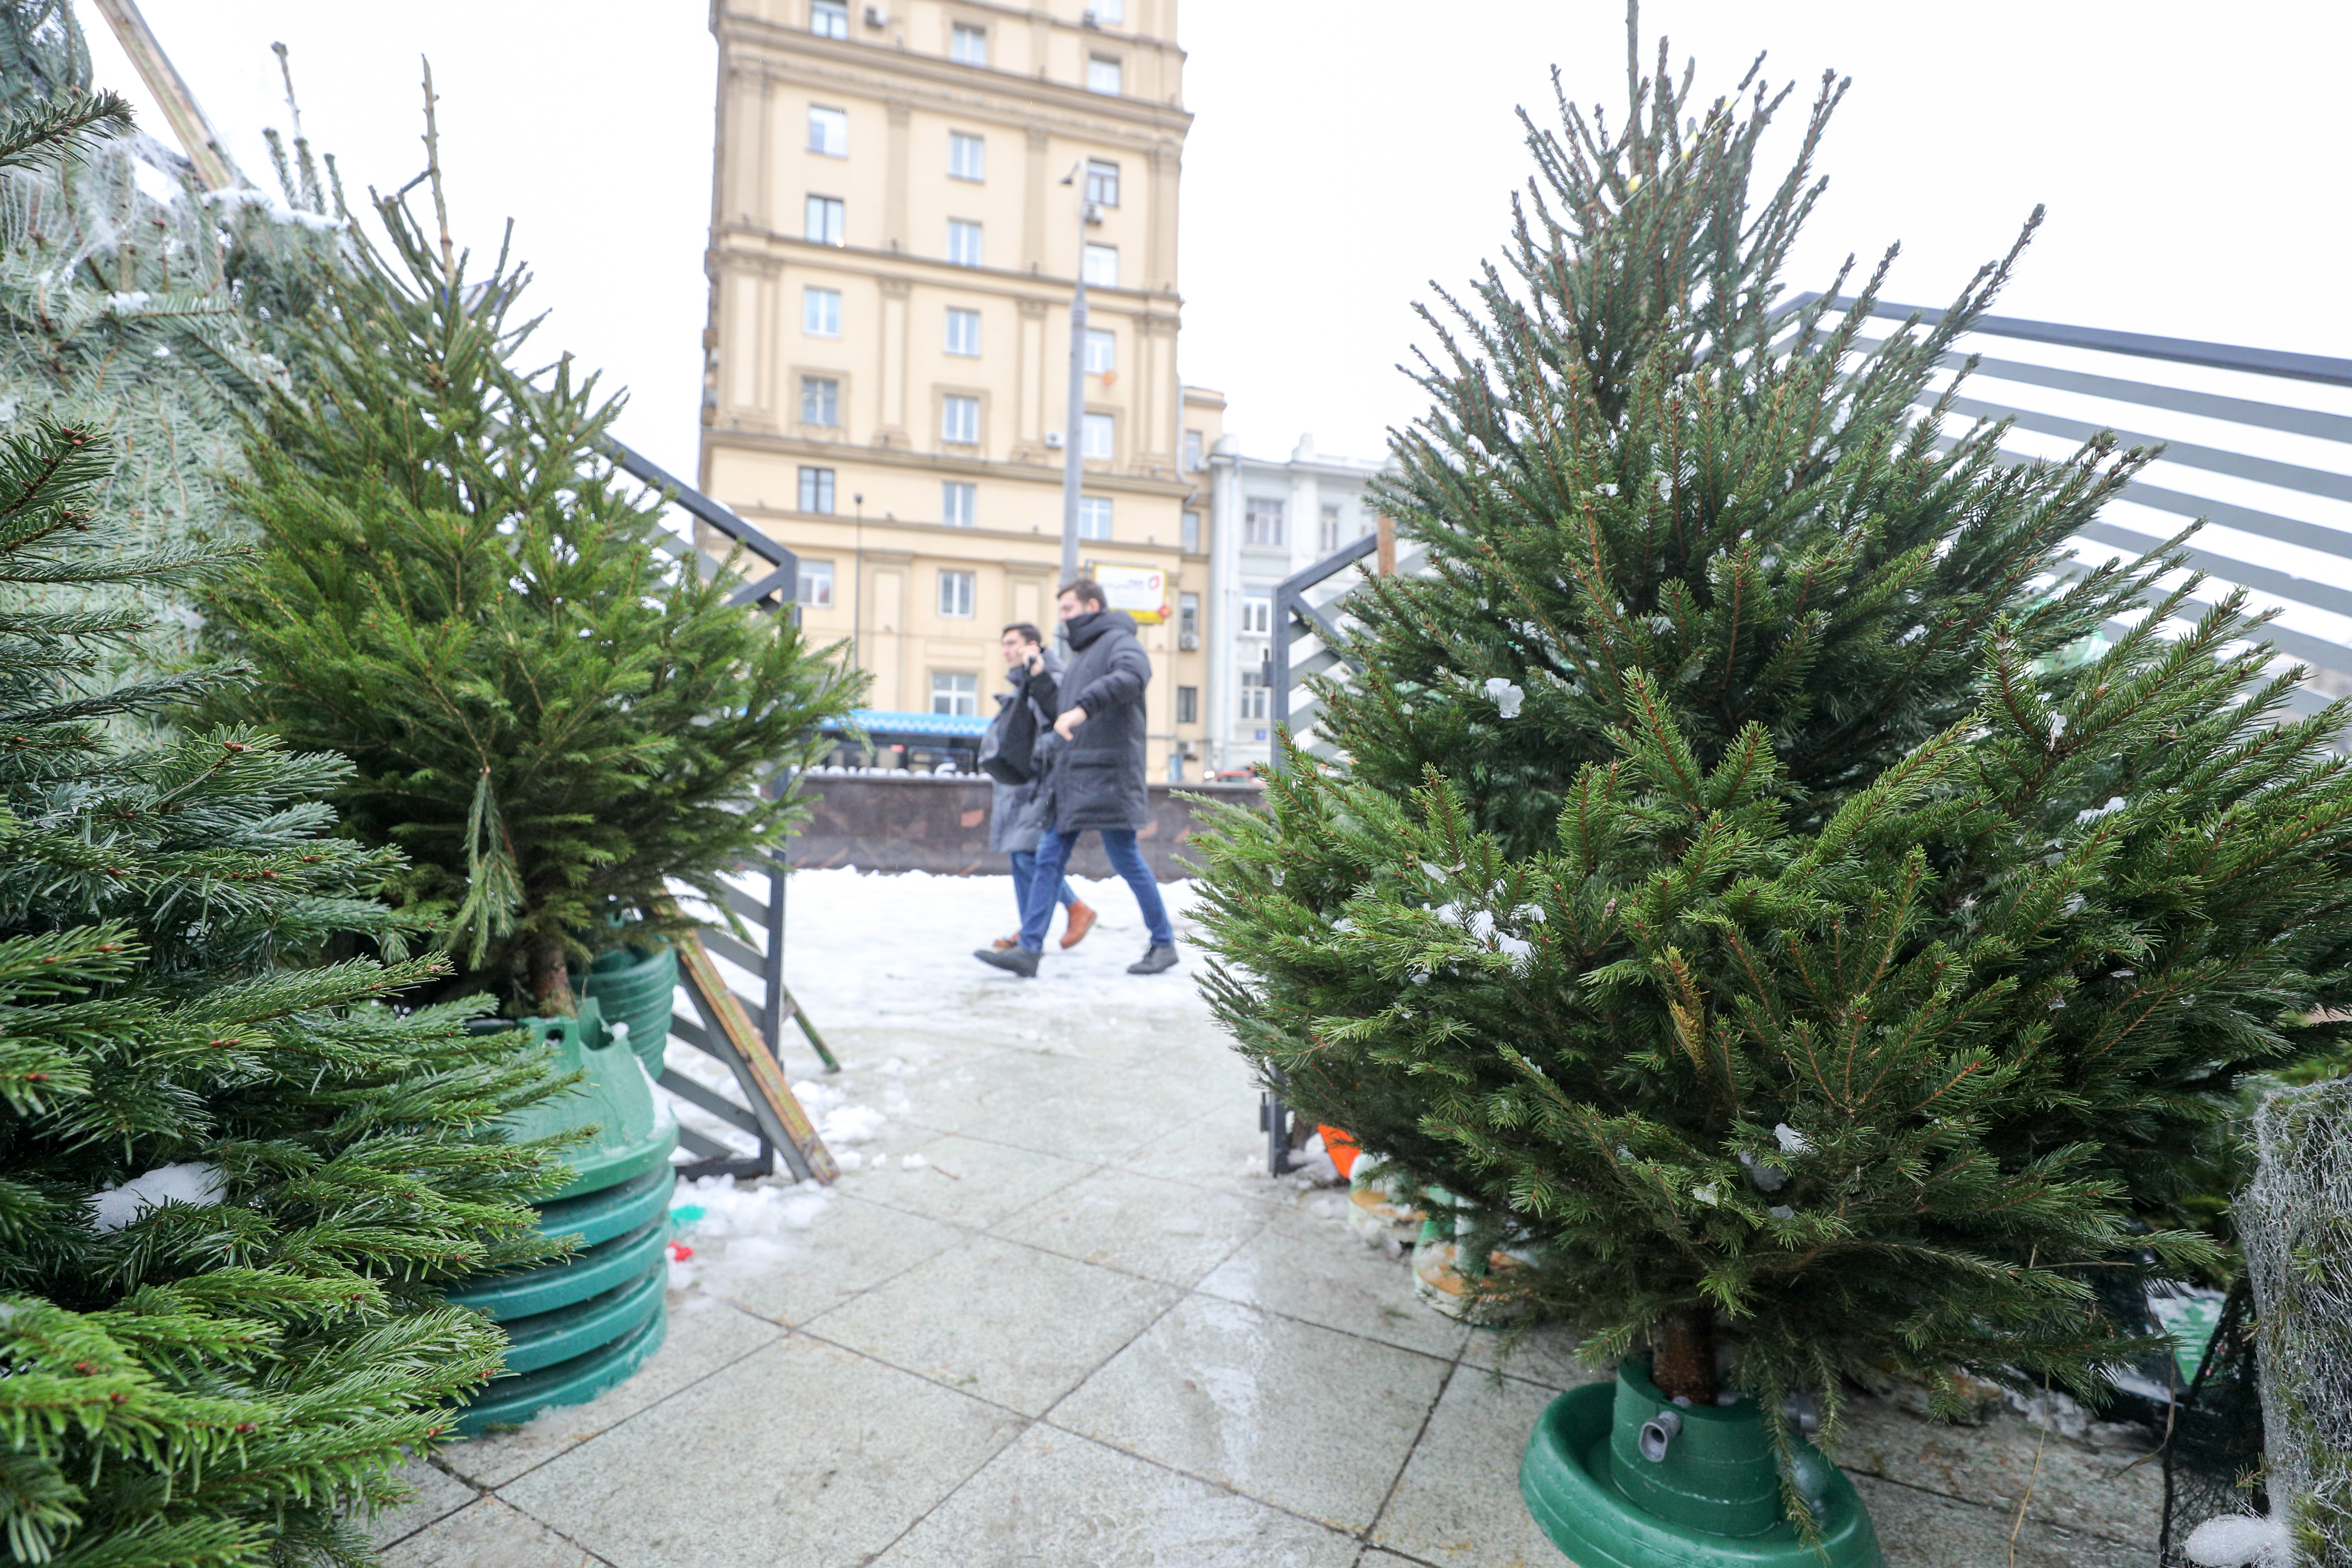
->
xmin=978 ymin=690 xmax=1038 ymax=784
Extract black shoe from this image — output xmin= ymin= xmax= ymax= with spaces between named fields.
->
xmin=1127 ymin=943 xmax=1179 ymax=975
xmin=975 ymin=945 xmax=1040 ymax=977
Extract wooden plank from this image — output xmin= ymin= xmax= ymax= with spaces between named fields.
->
xmin=677 ymin=932 xmax=837 ymax=1184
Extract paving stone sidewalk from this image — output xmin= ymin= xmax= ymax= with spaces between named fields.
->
xmin=370 ymin=904 xmax=2165 ymax=1568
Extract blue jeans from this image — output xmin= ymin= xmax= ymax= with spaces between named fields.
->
xmin=1021 ymin=827 xmax=1173 ymax=952
xmin=1007 ymin=849 xmax=1078 ymax=928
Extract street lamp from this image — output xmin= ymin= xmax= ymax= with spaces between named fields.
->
xmin=1056 ymin=165 xmax=1105 ymax=592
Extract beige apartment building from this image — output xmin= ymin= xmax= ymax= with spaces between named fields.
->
xmin=699 ymin=0 xmax=1223 ymax=779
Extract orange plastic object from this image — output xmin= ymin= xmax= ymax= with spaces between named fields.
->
xmin=1319 ymin=1125 xmax=1362 ymax=1179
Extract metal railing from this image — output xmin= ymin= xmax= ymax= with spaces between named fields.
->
xmin=1258 ymin=308 xmax=2352 ymax=1173
xmin=605 ymin=438 xmax=802 ymax=615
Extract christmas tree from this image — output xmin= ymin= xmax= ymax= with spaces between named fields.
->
xmin=1194 ymin=10 xmax=2352 ymax=1458
xmin=0 ymin=0 xmax=343 ymax=676
xmin=0 ymin=95 xmax=569 ymax=1567
xmin=202 ymin=104 xmax=860 ymax=1018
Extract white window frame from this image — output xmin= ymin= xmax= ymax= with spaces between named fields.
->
xmin=1176 ymin=684 xmax=1197 ymax=725
xmin=796 ymin=560 xmax=835 ymax=608
xmin=805 ymin=195 xmax=845 ymax=245
xmin=950 ymin=22 xmax=987 ymax=64
xmin=947 ymin=219 xmax=983 ymax=268
xmin=1240 ymin=597 xmax=1272 ymax=637
xmin=945 ymin=307 xmax=980 ymax=357
xmin=1320 ymin=502 xmax=1343 ymax=554
xmin=1078 ymin=495 xmax=1112 ymax=541
xmin=1084 ymin=159 xmax=1120 ymax=207
xmin=1090 ymin=0 xmax=1124 ymax=22
xmin=800 ymin=375 xmax=839 ymax=427
xmin=807 ymin=105 xmax=848 ymax=157
xmin=1084 ymin=328 xmax=1115 ymax=375
xmin=937 ymin=570 xmax=976 ymax=620
xmin=1243 ymin=496 xmax=1285 ymax=547
xmin=803 ymin=286 xmax=841 ymax=337
xmin=931 ymin=671 xmax=980 ymax=715
xmin=798 ymin=466 xmax=836 ymax=514
xmin=948 ymin=131 xmax=986 ymax=182
xmin=941 ymin=394 xmax=980 ymax=445
xmin=1238 ymin=668 xmax=1269 ymax=722
xmin=1180 ymin=509 xmax=1200 ymax=554
xmin=942 ymin=480 xmax=977 ymax=528
xmin=1082 ymin=243 xmax=1118 ymax=287
xmin=1086 ymin=55 xmax=1123 ymax=95
xmin=1081 ymin=411 xmax=1114 ymax=460
xmin=811 ymin=0 xmax=848 ymax=38
xmin=1183 ymin=429 xmax=1203 ymax=472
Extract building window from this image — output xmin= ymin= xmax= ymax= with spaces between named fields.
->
xmin=1180 ymin=509 xmax=1200 ymax=554
xmin=1244 ymin=496 xmax=1285 ymax=547
xmin=805 ymin=195 xmax=845 ymax=245
xmin=1084 ymin=159 xmax=1120 ymax=207
xmin=942 ymin=394 xmax=979 ymax=445
xmin=1240 ymin=597 xmax=1272 ymax=636
xmin=947 ymin=219 xmax=983 ymax=267
xmin=1084 ymin=328 xmax=1115 ymax=375
xmin=1178 ymin=591 xmax=1199 ymax=641
xmin=1183 ymin=429 xmax=1203 ymax=472
xmin=1082 ymin=243 xmax=1118 ymax=287
xmin=799 ymin=376 xmax=840 ymax=428
xmin=1238 ymin=668 xmax=1269 ymax=722
xmin=798 ymin=466 xmax=836 ymax=514
xmin=1081 ymin=412 xmax=1114 ymax=459
xmin=950 ymin=22 xmax=986 ymax=64
xmin=812 ymin=0 xmax=848 ymax=38
xmin=1089 ymin=0 xmax=1124 ymax=24
xmin=1087 ymin=55 xmax=1123 ymax=95
xmin=932 ymin=671 xmax=979 ymax=715
xmin=803 ymin=286 xmax=841 ymax=337
xmin=945 ymin=307 xmax=980 ymax=357
xmin=942 ymin=480 xmax=977 ymax=528
xmin=937 ymin=570 xmax=975 ymax=619
xmin=1320 ymin=503 xmax=1343 ymax=554
xmin=1176 ymin=685 xmax=1197 ymax=725
xmin=949 ymin=131 xmax=985 ymax=181
xmin=1078 ymin=495 xmax=1112 ymax=540
xmin=796 ymin=559 xmax=835 ymax=608
xmin=807 ymin=105 xmax=847 ymax=157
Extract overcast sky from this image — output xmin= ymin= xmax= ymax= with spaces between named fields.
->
xmin=84 ymin=2 xmax=2352 ymax=477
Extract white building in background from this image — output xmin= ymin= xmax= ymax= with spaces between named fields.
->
xmin=1203 ymin=433 xmax=1391 ymax=776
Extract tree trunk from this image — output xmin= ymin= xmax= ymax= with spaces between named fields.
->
xmin=527 ymin=938 xmax=576 ymax=1019
xmin=1652 ymin=1304 xmax=1717 ymax=1402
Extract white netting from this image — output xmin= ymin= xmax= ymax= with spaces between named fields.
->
xmin=2239 ymin=1078 xmax=2352 ymax=1565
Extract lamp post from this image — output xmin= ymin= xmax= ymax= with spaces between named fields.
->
xmin=1056 ymin=167 xmax=1103 ymax=592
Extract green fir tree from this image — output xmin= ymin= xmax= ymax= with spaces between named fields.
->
xmin=1193 ymin=12 xmax=2352 ymax=1467
xmin=0 ymin=92 xmax=568 ymax=1568
xmin=201 ymin=118 xmax=861 ymax=1019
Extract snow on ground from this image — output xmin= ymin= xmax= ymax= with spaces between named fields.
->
xmin=657 ymin=868 xmax=1250 ymax=1292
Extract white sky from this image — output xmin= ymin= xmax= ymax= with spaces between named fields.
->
xmin=83 ymin=2 xmax=2352 ymax=479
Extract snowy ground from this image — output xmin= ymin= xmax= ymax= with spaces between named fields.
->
xmin=372 ymin=870 xmax=2168 ymax=1568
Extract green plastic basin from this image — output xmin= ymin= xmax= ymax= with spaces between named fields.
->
xmin=491 ymin=999 xmax=677 ymax=1201
xmin=448 ymin=1307 xmax=668 ymax=1437
xmin=581 ymin=942 xmax=677 ymax=1078
xmin=493 ymin=1260 xmax=666 ymax=1375
xmin=445 ymin=1216 xmax=669 ymax=1323
xmin=1521 ymin=1367 xmax=1884 ymax=1567
xmin=532 ymin=1163 xmax=677 ymax=1251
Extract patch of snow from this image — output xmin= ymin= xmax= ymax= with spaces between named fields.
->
xmin=2184 ymin=1514 xmax=2289 ymax=1567
xmin=89 ymin=1164 xmax=224 ymax=1232
xmin=1483 ymin=677 xmax=1525 ymax=719
xmin=665 ymin=1175 xmax=834 ymax=1294
xmin=1773 ymin=1123 xmax=1809 ymax=1154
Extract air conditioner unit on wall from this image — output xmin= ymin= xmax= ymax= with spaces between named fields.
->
xmin=1178 ymin=633 xmax=1198 ymax=651
xmin=864 ymin=4 xmax=886 ymax=24
xmin=1044 ymin=431 xmax=1065 ymax=449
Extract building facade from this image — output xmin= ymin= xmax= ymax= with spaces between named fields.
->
xmin=1204 ymin=433 xmax=1391 ymax=776
xmin=700 ymin=0 xmax=1222 ymax=778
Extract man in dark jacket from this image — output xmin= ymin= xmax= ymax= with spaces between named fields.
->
xmin=986 ymin=623 xmax=1095 ymax=950
xmin=974 ymin=579 xmax=1178 ymax=977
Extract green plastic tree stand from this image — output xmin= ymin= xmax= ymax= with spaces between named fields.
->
xmin=443 ymin=1000 xmax=680 ymax=1437
xmin=581 ymin=940 xmax=677 ymax=1078
xmin=1520 ymin=1360 xmax=1884 ymax=1567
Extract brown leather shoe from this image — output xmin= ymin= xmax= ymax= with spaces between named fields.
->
xmin=1059 ymin=901 xmax=1098 ymax=949
xmin=991 ymin=934 xmax=1021 ymax=949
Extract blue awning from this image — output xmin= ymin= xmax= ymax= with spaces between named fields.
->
xmin=826 ymin=707 xmax=991 ymax=739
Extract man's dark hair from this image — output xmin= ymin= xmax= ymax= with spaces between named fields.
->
xmin=1058 ymin=577 xmax=1106 ymax=610
xmin=1001 ymin=622 xmax=1044 ymax=645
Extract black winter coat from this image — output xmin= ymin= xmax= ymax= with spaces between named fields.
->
xmin=986 ymin=649 xmax=1061 ymax=854
xmin=1030 ymin=609 xmax=1151 ymax=832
